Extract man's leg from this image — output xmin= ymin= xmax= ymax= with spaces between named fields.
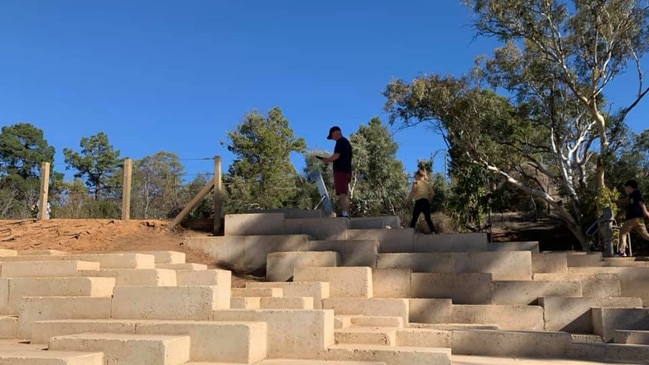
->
xmin=340 ymin=194 xmax=350 ymax=217
xmin=619 ymin=220 xmax=632 ymax=253
xmin=410 ymin=200 xmax=423 ymax=228
xmin=631 ymin=217 xmax=649 ymax=241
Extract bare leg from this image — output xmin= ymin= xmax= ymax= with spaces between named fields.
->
xmin=340 ymin=194 xmax=350 ymax=216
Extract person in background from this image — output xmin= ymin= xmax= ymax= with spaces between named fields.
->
xmin=406 ymin=169 xmax=437 ymax=234
xmin=319 ymin=126 xmax=353 ymax=218
xmin=616 ymin=179 xmax=649 ymax=256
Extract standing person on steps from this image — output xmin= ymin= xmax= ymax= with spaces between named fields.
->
xmin=406 ymin=169 xmax=437 ymax=234
xmin=616 ymin=179 xmax=649 ymax=256
xmin=320 ymin=126 xmax=353 ymax=218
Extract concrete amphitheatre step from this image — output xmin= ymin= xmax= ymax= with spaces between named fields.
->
xmin=0 ymin=348 xmax=104 ymax=364
xmin=615 ymin=329 xmax=649 ymax=344
xmin=335 ymin=327 xmax=397 ymax=346
xmin=31 ymin=319 xmax=267 ymax=363
xmin=184 ymin=361 xmax=387 ymax=365
xmin=49 ymin=332 xmax=191 ymax=365
xmin=325 ymin=344 xmax=451 ymax=364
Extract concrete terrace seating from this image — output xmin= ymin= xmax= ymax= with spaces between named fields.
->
xmin=0 ymin=211 xmax=646 ymax=364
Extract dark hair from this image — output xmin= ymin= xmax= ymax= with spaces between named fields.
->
xmin=624 ymin=179 xmax=639 ymax=189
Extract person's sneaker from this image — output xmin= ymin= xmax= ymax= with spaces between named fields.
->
xmin=617 ymin=250 xmax=627 ymax=257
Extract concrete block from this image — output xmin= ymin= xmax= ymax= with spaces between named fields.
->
xmin=453 ymin=251 xmax=532 ymax=280
xmin=33 ymin=318 xmax=267 ymax=363
xmin=350 ymin=316 xmax=403 ymax=328
xmin=396 ymin=328 xmax=451 ymax=348
xmin=134 ymin=250 xmax=186 ymax=264
xmin=285 ymin=217 xmax=349 ymax=240
xmin=18 ymin=296 xmax=112 ymax=338
xmin=294 ymin=267 xmax=372 ymax=298
xmin=0 ymin=249 xmax=17 ymax=257
xmin=0 ymin=350 xmax=104 ymax=364
xmin=0 ymin=278 xmax=8 ymax=315
xmin=592 ymin=307 xmax=649 ymax=342
xmin=254 ymin=361 xmax=385 ymax=365
xmin=135 ymin=320 xmax=267 ymax=363
xmin=569 ymin=342 xmax=649 ymax=363
xmin=49 ymin=332 xmax=190 ymax=365
xmin=157 ymin=263 xmax=207 ymax=270
xmin=0 ymin=315 xmax=17 ymax=338
xmin=335 ymin=315 xmax=352 ymax=329
xmin=540 ymin=296 xmax=643 ymax=333
xmin=211 ymin=309 xmax=334 ymax=359
xmin=246 ymin=282 xmax=329 ymax=309
xmin=260 ymin=297 xmax=314 ymax=309
xmin=453 ymin=305 xmax=544 ymax=330
xmin=532 ymin=252 xmax=568 ymax=273
xmin=376 ymin=253 xmax=453 ymax=273
xmin=231 ymin=297 xmax=261 ymax=309
xmin=325 ymin=344 xmax=451 ymax=364
xmin=533 ymin=272 xmax=622 ymax=298
xmin=413 ymin=233 xmax=488 ymax=252
xmin=31 ymin=319 xmax=138 ymax=344
xmin=0 ymin=260 xmax=99 ymax=278
xmin=176 ymin=269 xmax=231 ymax=287
xmin=408 ymin=298 xmax=453 ymax=324
xmin=79 ymin=268 xmax=177 ymax=286
xmin=567 ymin=252 xmax=603 ymax=267
xmin=372 ymin=269 xmax=411 ymax=298
xmin=254 ymin=208 xmax=326 ymax=218
xmin=487 ymin=241 xmax=540 ymax=252
xmin=112 ymin=286 xmax=229 ymax=320
xmin=410 ymin=273 xmax=493 ymax=304
xmin=323 ymin=298 xmax=409 ymax=324
xmin=614 ymin=330 xmax=649 ymax=344
xmin=452 ymin=330 xmax=571 ymax=357
xmin=7 ymin=277 xmax=114 ymax=315
xmin=335 ymin=327 xmax=396 ymax=346
xmin=232 ymin=287 xmax=283 ymax=298
xmin=185 ymin=234 xmax=310 ymax=272
xmin=71 ymin=253 xmax=156 ymax=269
xmin=307 ymin=240 xmax=379 ymax=267
xmin=569 ymin=266 xmax=649 ymax=303
xmin=349 ymin=216 xmax=400 ymax=229
xmin=346 ymin=229 xmax=415 ymax=253
xmin=224 ymin=212 xmax=286 ymax=235
xmin=491 ymin=280 xmax=582 ymax=305
xmin=17 ymin=249 xmax=66 ymax=256
xmin=267 ymin=251 xmax=340 ymax=282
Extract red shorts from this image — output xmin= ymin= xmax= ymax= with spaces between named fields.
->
xmin=333 ymin=171 xmax=351 ymax=195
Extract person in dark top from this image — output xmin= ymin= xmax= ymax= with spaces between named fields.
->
xmin=320 ymin=126 xmax=353 ymax=218
xmin=616 ymin=179 xmax=649 ymax=256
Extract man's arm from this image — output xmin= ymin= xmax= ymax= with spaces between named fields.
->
xmin=641 ymin=201 xmax=649 ymax=218
xmin=322 ymin=153 xmax=340 ymax=163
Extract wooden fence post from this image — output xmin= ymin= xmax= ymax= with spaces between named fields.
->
xmin=213 ymin=156 xmax=223 ymax=234
xmin=38 ymin=162 xmax=50 ymax=220
xmin=121 ymin=158 xmax=133 ymax=220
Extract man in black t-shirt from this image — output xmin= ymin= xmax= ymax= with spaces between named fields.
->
xmin=320 ymin=126 xmax=352 ymax=218
xmin=616 ymin=179 xmax=649 ymax=256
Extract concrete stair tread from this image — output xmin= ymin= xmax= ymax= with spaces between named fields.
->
xmin=184 ymin=361 xmax=386 ymax=365
xmin=0 ymin=349 xmax=104 ymax=361
xmin=336 ymin=327 xmax=399 ymax=333
xmin=570 ymin=334 xmax=604 ymax=343
xmin=409 ymin=323 xmax=500 ymax=330
xmin=328 ymin=343 xmax=452 ymax=354
xmin=50 ymin=332 xmax=191 ymax=365
xmin=451 ymin=354 xmax=636 ymax=365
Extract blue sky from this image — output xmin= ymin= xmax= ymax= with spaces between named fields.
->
xmin=1 ymin=0 xmax=647 ymax=182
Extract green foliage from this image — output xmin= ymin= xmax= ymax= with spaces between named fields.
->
xmin=224 ymin=107 xmax=306 ymax=212
xmin=63 ymin=132 xmax=121 ymax=201
xmin=350 ymin=117 xmax=409 ymax=217
xmin=131 ymin=151 xmax=185 ymax=219
xmin=0 ymin=123 xmax=56 ymax=218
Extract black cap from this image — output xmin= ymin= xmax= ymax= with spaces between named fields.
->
xmin=327 ymin=126 xmax=341 ymax=140
xmin=625 ymin=180 xmax=639 ymax=189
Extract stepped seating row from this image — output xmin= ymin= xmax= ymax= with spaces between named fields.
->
xmin=1 ymin=211 xmax=648 ymax=364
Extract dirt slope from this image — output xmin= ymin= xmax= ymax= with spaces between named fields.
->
xmin=0 ymin=219 xmax=213 ymax=265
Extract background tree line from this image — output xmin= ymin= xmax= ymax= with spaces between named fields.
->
xmin=2 ymin=1 xmax=649 ymax=253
